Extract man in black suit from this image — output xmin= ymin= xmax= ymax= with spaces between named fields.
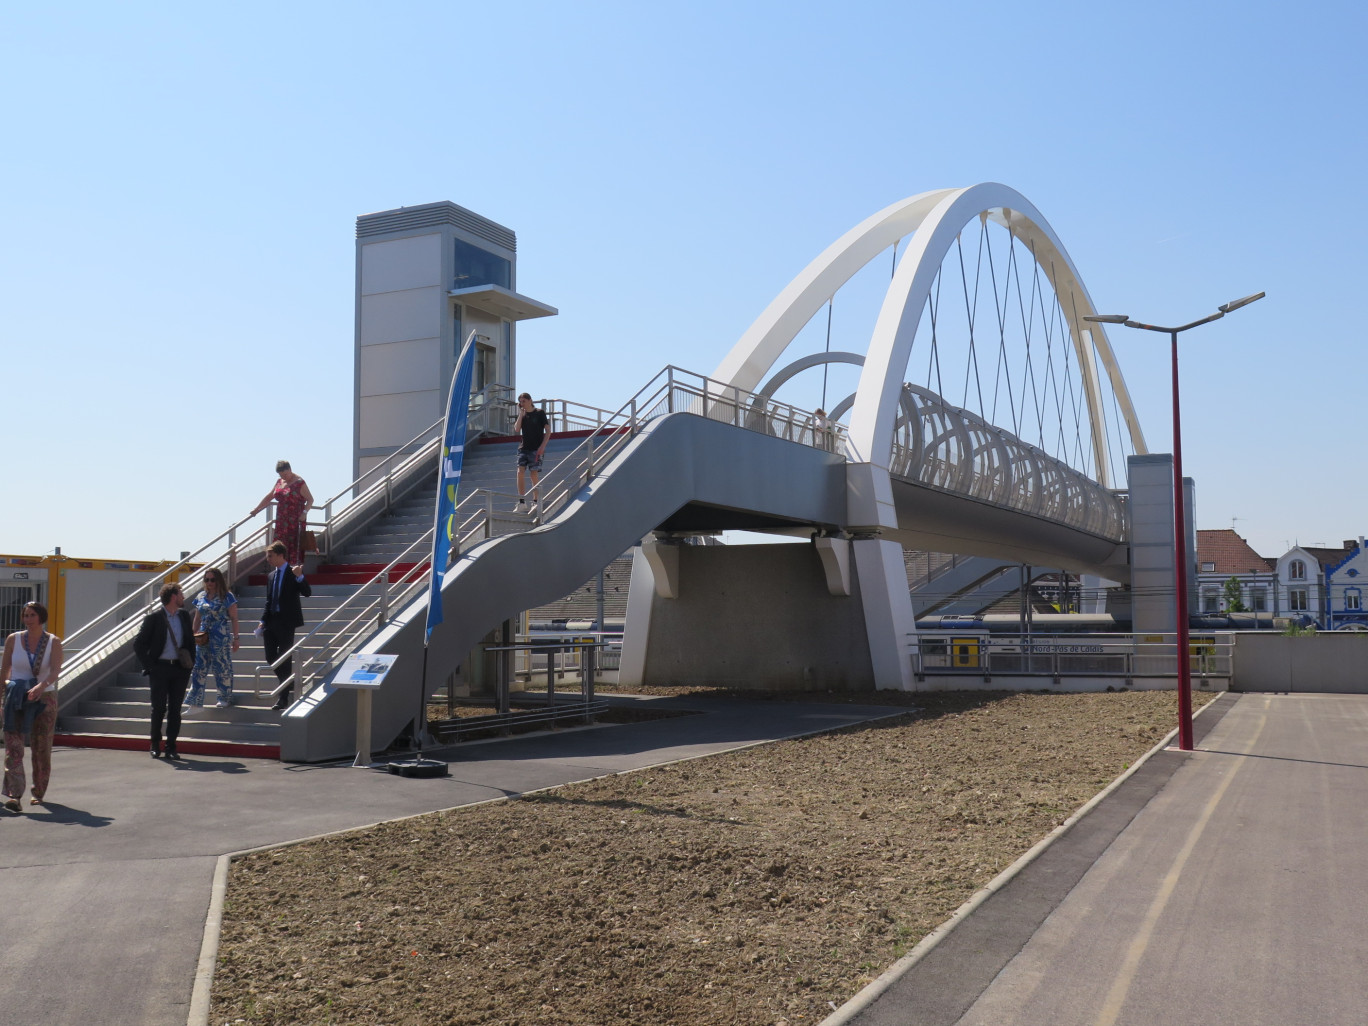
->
xmin=133 ymin=582 xmax=194 ymax=760
xmin=259 ymin=540 xmax=311 ymax=711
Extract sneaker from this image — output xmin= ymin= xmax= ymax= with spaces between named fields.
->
xmin=527 ymin=501 xmax=539 ymax=515
xmin=181 ymin=705 xmax=201 ymax=717
xmin=214 ymin=700 xmax=230 ymax=710
xmin=512 ymin=499 xmax=526 ymax=512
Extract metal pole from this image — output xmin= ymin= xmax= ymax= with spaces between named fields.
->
xmin=1086 ymin=293 xmax=1263 ymax=751
xmin=1171 ymin=329 xmax=1194 ymax=751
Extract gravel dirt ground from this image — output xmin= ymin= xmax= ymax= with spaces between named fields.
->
xmin=211 ymin=687 xmax=1215 ymax=1026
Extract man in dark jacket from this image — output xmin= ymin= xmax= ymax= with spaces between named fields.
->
xmin=259 ymin=540 xmax=312 ymax=711
xmin=133 ymin=582 xmax=194 ymax=760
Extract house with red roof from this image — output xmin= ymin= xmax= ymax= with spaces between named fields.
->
xmin=1194 ymin=530 xmax=1367 ymax=628
xmin=1195 ymin=529 xmax=1275 ymax=614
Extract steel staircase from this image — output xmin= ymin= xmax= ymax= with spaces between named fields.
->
xmin=53 ymin=388 xmax=613 ymax=757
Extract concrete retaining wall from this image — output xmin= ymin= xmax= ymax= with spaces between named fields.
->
xmin=1231 ymin=633 xmax=1368 ymax=693
xmin=625 ymin=541 xmax=877 ymax=690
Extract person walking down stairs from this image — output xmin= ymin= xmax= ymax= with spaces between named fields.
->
xmin=133 ymin=584 xmax=194 ymax=761
xmin=258 ymin=541 xmax=311 ymax=712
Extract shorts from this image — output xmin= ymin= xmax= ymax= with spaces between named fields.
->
xmin=517 ymin=449 xmax=543 ymax=471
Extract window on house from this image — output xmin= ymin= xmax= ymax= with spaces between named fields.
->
xmin=1203 ymin=591 xmax=1219 ymax=612
xmin=1200 ymin=561 xmax=1216 ymax=572
xmin=1347 ymin=591 xmax=1362 ymax=611
xmin=1290 ymin=560 xmax=1306 ymax=580
xmin=1290 ymin=589 xmax=1308 ymax=611
xmin=1251 ymin=589 xmax=1267 ymax=612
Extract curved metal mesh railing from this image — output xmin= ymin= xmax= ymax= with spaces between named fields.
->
xmin=891 ymin=383 xmax=1125 ymax=539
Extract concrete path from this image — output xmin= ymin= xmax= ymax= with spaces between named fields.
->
xmin=837 ymin=691 xmax=1368 ymax=1026
xmin=0 ymin=695 xmax=902 ymax=1026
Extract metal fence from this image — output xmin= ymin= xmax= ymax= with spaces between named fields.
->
xmin=912 ymin=632 xmax=1234 ymax=682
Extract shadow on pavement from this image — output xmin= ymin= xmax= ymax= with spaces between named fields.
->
xmin=24 ymin=801 xmax=115 ymax=828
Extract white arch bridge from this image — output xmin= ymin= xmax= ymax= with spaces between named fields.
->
xmin=265 ymin=183 xmax=1171 ymax=758
xmin=57 ymin=184 xmax=1185 ymax=762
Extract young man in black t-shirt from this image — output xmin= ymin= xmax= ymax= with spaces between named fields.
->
xmin=513 ymin=392 xmax=550 ymax=513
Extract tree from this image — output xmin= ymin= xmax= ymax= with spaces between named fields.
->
xmin=1223 ymin=576 xmax=1247 ymax=612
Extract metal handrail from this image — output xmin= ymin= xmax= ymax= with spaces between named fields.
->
xmin=911 ymin=631 xmax=1233 ymax=679
xmin=59 ymin=517 xmax=274 ymax=687
xmin=56 ymin=410 xmax=470 ymax=700
xmin=253 ymin=529 xmax=434 ymax=698
xmin=316 ymin=417 xmax=443 ymax=523
xmin=906 ymin=552 xmax=970 ymax=593
xmin=531 ymin=365 xmax=848 ymax=526
xmin=249 ymin=366 xmax=852 ymax=703
xmin=254 ymin=485 xmax=530 ymax=697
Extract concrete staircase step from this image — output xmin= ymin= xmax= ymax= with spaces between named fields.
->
xmin=52 ymin=732 xmax=280 ymax=760
xmin=62 ymin=431 xmax=595 ymax=758
xmin=59 ymin=715 xmax=281 ymax=743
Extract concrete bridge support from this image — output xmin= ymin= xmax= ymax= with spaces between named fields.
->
xmin=618 ymin=537 xmax=917 ymax=691
xmin=1127 ymin=454 xmax=1197 ymax=634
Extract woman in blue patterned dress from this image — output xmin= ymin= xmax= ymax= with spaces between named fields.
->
xmin=184 ymin=568 xmax=239 ymax=711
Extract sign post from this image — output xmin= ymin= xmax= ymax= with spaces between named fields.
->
xmin=332 ymin=654 xmax=398 ymax=768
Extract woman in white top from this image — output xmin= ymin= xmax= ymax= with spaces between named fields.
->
xmin=1 ymin=601 xmax=63 ymax=811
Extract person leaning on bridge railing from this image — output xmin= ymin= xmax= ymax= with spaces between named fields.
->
xmin=813 ymin=408 xmax=830 ymax=452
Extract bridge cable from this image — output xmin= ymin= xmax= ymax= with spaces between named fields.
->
xmin=1028 ymin=240 xmax=1066 ymax=461
xmin=822 ymin=298 xmax=833 ymax=409
xmin=1051 ymin=263 xmax=1088 ymax=474
xmin=985 ymin=219 xmax=1020 ymax=437
xmin=1068 ymin=289 xmax=1103 ymax=482
xmin=926 ymin=269 xmax=946 ymax=399
xmin=955 ymin=234 xmax=987 ymax=417
xmin=1105 ymin=350 xmax=1131 ymax=485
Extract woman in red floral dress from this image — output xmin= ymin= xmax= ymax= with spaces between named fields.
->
xmin=251 ymin=460 xmax=314 ymax=565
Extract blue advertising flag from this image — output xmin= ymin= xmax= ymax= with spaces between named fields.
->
xmin=425 ymin=333 xmax=479 ymax=641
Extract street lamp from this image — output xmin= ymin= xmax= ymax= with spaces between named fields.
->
xmin=1085 ymin=292 xmax=1265 ymax=750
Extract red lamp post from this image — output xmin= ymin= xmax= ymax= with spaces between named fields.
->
xmin=1086 ymin=292 xmax=1264 ymax=750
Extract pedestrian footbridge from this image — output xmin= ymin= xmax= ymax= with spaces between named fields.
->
xmin=57 ymin=184 xmax=1178 ymax=761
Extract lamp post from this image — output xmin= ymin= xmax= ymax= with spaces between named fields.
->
xmin=1085 ymin=292 xmax=1265 ymax=750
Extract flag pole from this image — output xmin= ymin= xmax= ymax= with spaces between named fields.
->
xmin=389 ymin=330 xmax=478 ymax=778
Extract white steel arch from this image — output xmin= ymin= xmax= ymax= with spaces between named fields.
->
xmin=710 ymin=184 xmax=1147 ymax=488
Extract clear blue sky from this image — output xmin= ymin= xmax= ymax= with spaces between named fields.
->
xmin=3 ymin=0 xmax=1363 ymax=562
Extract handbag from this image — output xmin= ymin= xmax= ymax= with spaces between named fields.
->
xmin=168 ymin=612 xmax=195 ymax=668
xmin=302 ymin=530 xmax=318 ymax=554
xmin=194 ymin=631 xmax=210 ymax=647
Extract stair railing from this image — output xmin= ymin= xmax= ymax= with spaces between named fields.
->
xmin=252 ymin=527 xmax=436 ymax=699
xmin=314 ymin=420 xmax=444 ymax=561
xmin=254 ymin=366 xmax=849 ymax=700
xmin=55 ymin=409 xmax=483 ymax=707
xmin=531 ymin=365 xmax=847 ymax=524
xmin=907 ymin=552 xmax=967 ymax=593
xmin=56 ymin=515 xmax=274 ymax=701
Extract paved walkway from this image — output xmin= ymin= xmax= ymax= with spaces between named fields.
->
xmin=8 ymin=691 xmax=1364 ymax=1026
xmin=0 ymin=695 xmax=901 ymax=1026
xmin=836 ymin=691 xmax=1368 ymax=1026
